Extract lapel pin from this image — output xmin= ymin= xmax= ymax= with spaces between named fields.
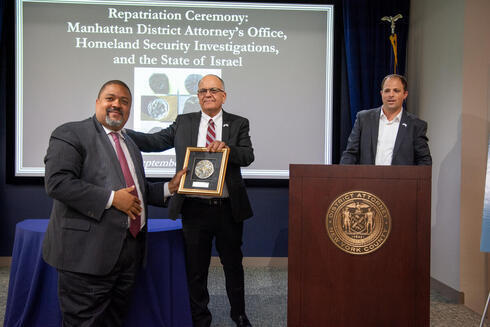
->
xmin=223 ymin=123 xmax=229 ymax=127
xmin=402 ymin=123 xmax=407 ymax=127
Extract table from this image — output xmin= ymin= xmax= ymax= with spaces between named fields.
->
xmin=3 ymin=219 xmax=193 ymax=327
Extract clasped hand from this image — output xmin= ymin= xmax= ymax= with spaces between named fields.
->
xmin=113 ymin=186 xmax=141 ymax=220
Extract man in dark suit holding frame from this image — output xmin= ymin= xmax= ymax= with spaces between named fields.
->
xmin=340 ymin=74 xmax=432 ymax=166
xmin=127 ymin=74 xmax=254 ymax=327
xmin=43 ymin=80 xmax=184 ymax=326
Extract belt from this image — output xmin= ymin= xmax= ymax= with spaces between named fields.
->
xmin=185 ymin=197 xmax=230 ymax=207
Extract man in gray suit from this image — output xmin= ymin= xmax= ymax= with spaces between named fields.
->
xmin=43 ymin=80 xmax=184 ymax=326
xmin=340 ymin=74 xmax=432 ymax=165
xmin=127 ymin=74 xmax=254 ymax=327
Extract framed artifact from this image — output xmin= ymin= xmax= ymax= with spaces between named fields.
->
xmin=178 ymin=147 xmax=229 ymax=196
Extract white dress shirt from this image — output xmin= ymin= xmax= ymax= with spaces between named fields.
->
xmin=375 ymin=108 xmax=403 ymax=166
xmin=197 ymin=110 xmax=223 ymax=146
xmin=196 ymin=110 xmax=229 ymax=197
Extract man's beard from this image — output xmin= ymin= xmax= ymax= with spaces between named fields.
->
xmin=105 ymin=108 xmax=124 ymax=128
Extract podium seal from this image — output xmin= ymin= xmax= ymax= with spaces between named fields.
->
xmin=325 ymin=191 xmax=391 ymax=255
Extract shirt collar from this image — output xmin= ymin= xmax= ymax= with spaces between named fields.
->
xmin=201 ymin=109 xmax=223 ymax=122
xmin=380 ymin=107 xmax=403 ymax=123
xmin=102 ymin=125 xmax=125 ymax=140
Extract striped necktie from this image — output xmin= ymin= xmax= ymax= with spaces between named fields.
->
xmin=206 ymin=119 xmax=216 ymax=146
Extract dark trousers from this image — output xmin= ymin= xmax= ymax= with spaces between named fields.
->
xmin=182 ymin=198 xmax=245 ymax=327
xmin=57 ymin=231 xmax=145 ymax=327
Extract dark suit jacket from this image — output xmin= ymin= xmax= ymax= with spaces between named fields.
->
xmin=42 ymin=116 xmax=165 ymax=276
xmin=340 ymin=107 xmax=432 ymax=165
xmin=127 ymin=110 xmax=254 ymax=222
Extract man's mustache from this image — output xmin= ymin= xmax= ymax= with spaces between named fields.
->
xmin=106 ymin=107 xmax=122 ymax=115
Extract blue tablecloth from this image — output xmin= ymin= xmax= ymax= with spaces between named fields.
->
xmin=4 ymin=219 xmax=193 ymax=327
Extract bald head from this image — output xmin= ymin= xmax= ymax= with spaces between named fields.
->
xmin=198 ymin=74 xmax=225 ymax=90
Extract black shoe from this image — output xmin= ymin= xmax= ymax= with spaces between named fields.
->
xmin=232 ymin=315 xmax=252 ymax=327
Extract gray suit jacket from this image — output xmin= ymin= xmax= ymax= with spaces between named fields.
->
xmin=42 ymin=116 xmax=165 ymax=275
xmin=127 ymin=110 xmax=254 ymax=221
xmin=340 ymin=107 xmax=432 ymax=165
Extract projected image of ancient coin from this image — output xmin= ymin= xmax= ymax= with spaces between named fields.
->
xmin=147 ymin=98 xmax=169 ymax=120
xmin=183 ymin=96 xmax=200 ymax=114
xmin=185 ymin=74 xmax=202 ymax=94
xmin=149 ymin=73 xmax=169 ymax=94
xmin=194 ymin=159 xmax=214 ymax=179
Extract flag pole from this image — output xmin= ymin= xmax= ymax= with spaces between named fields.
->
xmin=480 ymin=291 xmax=490 ymax=327
xmin=381 ymin=14 xmax=403 ymax=74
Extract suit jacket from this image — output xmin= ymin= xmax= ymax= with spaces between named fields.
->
xmin=42 ymin=116 xmax=165 ymax=276
xmin=340 ymin=107 xmax=432 ymax=165
xmin=126 ymin=110 xmax=254 ymax=222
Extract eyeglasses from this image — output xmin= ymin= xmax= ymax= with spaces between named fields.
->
xmin=197 ymin=88 xmax=224 ymax=96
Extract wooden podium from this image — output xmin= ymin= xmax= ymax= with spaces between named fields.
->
xmin=288 ymin=165 xmax=431 ymax=327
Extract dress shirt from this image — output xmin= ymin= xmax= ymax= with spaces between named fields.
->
xmin=375 ymin=108 xmax=403 ymax=166
xmin=197 ymin=110 xmax=223 ymax=146
xmin=102 ymin=126 xmax=146 ymax=229
xmin=196 ymin=110 xmax=229 ymax=197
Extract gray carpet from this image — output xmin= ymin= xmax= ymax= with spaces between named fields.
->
xmin=0 ymin=266 xmax=9 ymax=327
xmin=207 ymin=266 xmax=287 ymax=327
xmin=0 ymin=265 xmax=488 ymax=326
xmin=208 ymin=266 xmax=490 ymax=327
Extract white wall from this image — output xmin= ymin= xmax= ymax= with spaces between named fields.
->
xmin=408 ymin=0 xmax=490 ymax=313
xmin=459 ymin=0 xmax=490 ymax=312
xmin=407 ymin=0 xmax=464 ymax=291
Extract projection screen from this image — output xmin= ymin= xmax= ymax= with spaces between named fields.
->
xmin=15 ymin=0 xmax=334 ymax=178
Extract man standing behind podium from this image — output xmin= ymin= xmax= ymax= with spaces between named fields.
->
xmin=126 ymin=74 xmax=254 ymax=327
xmin=42 ymin=80 xmax=184 ymax=326
xmin=340 ymin=74 xmax=432 ymax=165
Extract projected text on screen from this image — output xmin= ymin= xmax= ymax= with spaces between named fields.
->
xmin=16 ymin=0 xmax=334 ymax=178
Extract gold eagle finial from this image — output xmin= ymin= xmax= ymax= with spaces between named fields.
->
xmin=381 ymin=14 xmax=403 ymax=34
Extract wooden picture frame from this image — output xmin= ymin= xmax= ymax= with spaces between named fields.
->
xmin=178 ymin=147 xmax=229 ymax=196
